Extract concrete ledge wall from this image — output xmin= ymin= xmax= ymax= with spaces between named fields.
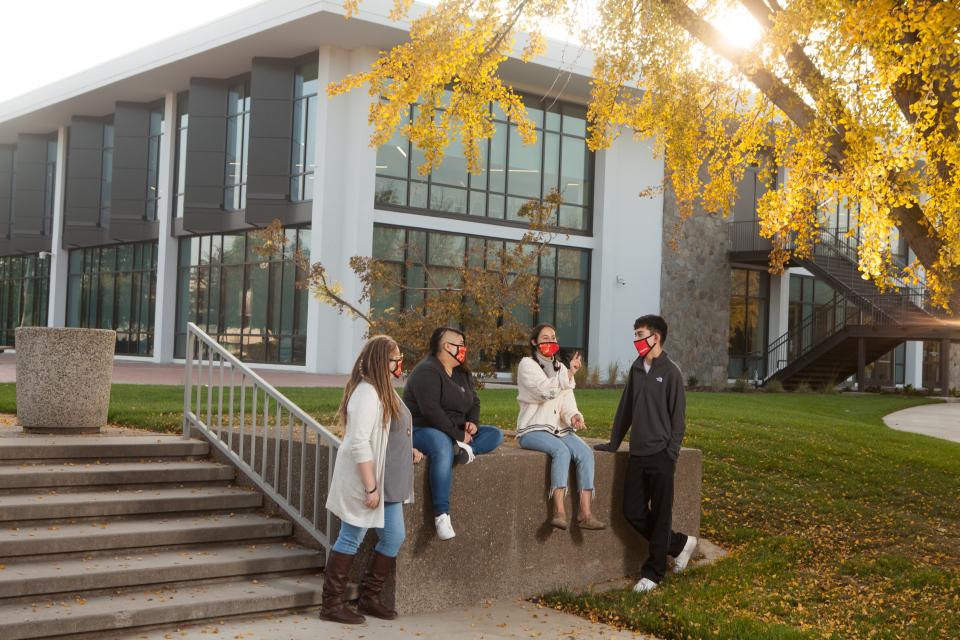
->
xmin=198 ymin=429 xmax=701 ymax=615
xmin=358 ymin=443 xmax=702 ymax=614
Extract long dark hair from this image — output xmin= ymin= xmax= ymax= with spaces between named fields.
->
xmin=429 ymin=326 xmax=471 ymax=374
xmin=336 ymin=335 xmax=403 ymax=430
xmin=529 ymin=323 xmax=561 ymax=371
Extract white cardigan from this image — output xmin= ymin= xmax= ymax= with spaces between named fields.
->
xmin=516 ymin=357 xmax=582 ymax=438
xmin=326 ymin=381 xmax=412 ymax=529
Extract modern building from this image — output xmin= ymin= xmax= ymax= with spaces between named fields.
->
xmin=0 ymin=0 xmax=956 ymax=391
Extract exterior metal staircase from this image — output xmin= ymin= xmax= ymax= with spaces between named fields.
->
xmin=728 ymin=220 xmax=958 ymax=390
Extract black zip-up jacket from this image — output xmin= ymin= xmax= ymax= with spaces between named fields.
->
xmin=402 ymin=355 xmax=480 ymax=442
xmin=604 ymin=352 xmax=686 ymax=461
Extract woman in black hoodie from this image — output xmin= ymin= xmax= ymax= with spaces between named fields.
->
xmin=402 ymin=326 xmax=504 ymax=540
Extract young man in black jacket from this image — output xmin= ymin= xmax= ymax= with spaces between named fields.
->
xmin=594 ymin=314 xmax=698 ymax=592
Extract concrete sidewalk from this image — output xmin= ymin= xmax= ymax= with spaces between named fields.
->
xmin=883 ymin=401 xmax=960 ymax=443
xmin=0 ymin=353 xmax=349 ymax=388
xmin=114 ymin=598 xmax=648 ymax=639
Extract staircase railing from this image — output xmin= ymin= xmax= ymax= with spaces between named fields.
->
xmin=763 ymin=293 xmax=902 ymax=383
xmin=182 ymin=322 xmax=341 ymax=556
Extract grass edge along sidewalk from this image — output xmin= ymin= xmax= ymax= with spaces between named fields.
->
xmin=1 ymin=384 xmax=957 ymax=639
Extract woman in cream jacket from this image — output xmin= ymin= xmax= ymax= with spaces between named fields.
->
xmin=516 ymin=323 xmax=606 ymax=530
xmin=323 ymin=335 xmax=422 ymax=625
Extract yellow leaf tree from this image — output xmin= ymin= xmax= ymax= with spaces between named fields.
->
xmin=330 ymin=0 xmax=960 ymax=312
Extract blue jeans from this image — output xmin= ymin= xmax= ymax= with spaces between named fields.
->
xmin=412 ymin=425 xmax=504 ymax=516
xmin=518 ymin=431 xmax=595 ymax=495
xmin=331 ymin=501 xmax=406 ymax=558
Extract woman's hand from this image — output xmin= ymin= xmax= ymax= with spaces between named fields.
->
xmin=571 ymin=414 xmax=586 ymax=430
xmin=464 ymin=421 xmax=478 ymax=436
xmin=568 ymin=352 xmax=582 ymax=379
xmin=412 ymin=448 xmax=424 ymax=464
xmin=363 ymin=487 xmax=380 ymax=509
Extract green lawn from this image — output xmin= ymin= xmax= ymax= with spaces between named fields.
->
xmin=0 ymin=384 xmax=956 ymax=638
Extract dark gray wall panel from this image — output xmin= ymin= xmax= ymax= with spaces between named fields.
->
xmin=247 ymin=57 xmax=296 ymax=226
xmin=0 ymin=145 xmax=14 ymax=240
xmin=184 ymin=78 xmax=228 ymax=217
xmin=110 ymin=101 xmax=160 ymax=242
xmin=12 ymin=134 xmax=49 ymax=236
xmin=65 ymin=117 xmax=104 ymax=228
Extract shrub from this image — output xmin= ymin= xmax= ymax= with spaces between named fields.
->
xmin=587 ymin=366 xmax=601 ymax=388
xmin=731 ymin=377 xmax=748 ymax=392
xmin=819 ymin=379 xmax=838 ymax=394
xmin=796 ymin=382 xmax=812 ymax=393
xmin=766 ymin=379 xmax=784 ymax=393
xmin=606 ymin=361 xmax=621 ymax=386
xmin=686 ymin=374 xmax=699 ymax=388
xmin=574 ymin=360 xmax=589 ymax=388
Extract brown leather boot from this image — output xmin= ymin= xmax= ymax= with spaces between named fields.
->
xmin=320 ymin=551 xmax=365 ymax=624
xmin=357 ymin=551 xmax=397 ymax=620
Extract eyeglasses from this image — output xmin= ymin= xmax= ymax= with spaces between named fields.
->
xmin=445 ymin=341 xmax=466 ymax=348
xmin=390 ymin=356 xmax=404 ymax=363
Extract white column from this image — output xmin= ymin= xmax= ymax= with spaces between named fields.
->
xmin=588 ymin=132 xmax=665 ymax=372
xmin=306 ymin=47 xmax=378 ymax=374
xmin=904 ymin=340 xmax=923 ymax=388
xmin=46 ymin=126 xmax=69 ymax=327
xmin=766 ymin=270 xmax=791 ymax=373
xmin=152 ymin=92 xmax=179 ymax=363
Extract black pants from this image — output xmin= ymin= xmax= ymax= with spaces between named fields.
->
xmin=623 ymin=450 xmax=688 ymax=583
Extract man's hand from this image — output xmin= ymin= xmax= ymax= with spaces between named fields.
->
xmin=465 ymin=421 xmax=478 ymax=436
xmin=571 ymin=414 xmax=585 ymax=430
xmin=593 ymin=442 xmax=616 ymax=452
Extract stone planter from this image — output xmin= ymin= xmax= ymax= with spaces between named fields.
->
xmin=15 ymin=327 xmax=116 ymax=434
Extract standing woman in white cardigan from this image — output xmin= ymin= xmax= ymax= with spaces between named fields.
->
xmin=322 ymin=335 xmax=423 ymax=625
xmin=517 ymin=323 xmax=606 ymax=531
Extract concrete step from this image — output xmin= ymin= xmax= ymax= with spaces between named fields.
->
xmin=0 ymin=574 xmax=324 ymax=640
xmin=0 ymin=486 xmax=261 ymax=522
xmin=0 ymin=461 xmax=235 ymax=489
xmin=0 ymin=436 xmax=209 ymax=462
xmin=0 ymin=541 xmax=324 ymax=599
xmin=0 ymin=513 xmax=292 ymax=558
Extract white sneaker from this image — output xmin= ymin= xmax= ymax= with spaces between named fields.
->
xmin=672 ymin=535 xmax=698 ymax=573
xmin=632 ymin=577 xmax=658 ymax=593
xmin=434 ymin=513 xmax=456 ymax=540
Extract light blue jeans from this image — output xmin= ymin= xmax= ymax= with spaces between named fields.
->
xmin=518 ymin=431 xmax=595 ymax=496
xmin=331 ymin=501 xmax=406 ymax=558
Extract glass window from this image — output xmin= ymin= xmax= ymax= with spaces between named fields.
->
xmin=0 ymin=254 xmax=51 ymax=346
xmin=42 ymin=137 xmax=57 ymax=235
xmin=65 ymin=241 xmax=156 ymax=355
xmin=371 ymin=224 xmax=591 ymax=359
xmin=174 ymin=92 xmax=189 ymax=218
xmin=290 ymin=62 xmax=318 ymax=201
xmin=145 ymin=108 xmax=163 ymax=220
xmin=375 ymin=96 xmax=594 ymax=232
xmin=99 ymin=123 xmax=114 ymax=227
xmin=224 ymin=81 xmax=251 ymax=211
xmin=174 ymin=226 xmax=310 ymax=364
xmin=728 ymin=267 xmax=769 ymax=379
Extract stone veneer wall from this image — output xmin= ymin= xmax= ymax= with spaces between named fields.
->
xmin=658 ymin=180 xmax=732 ymax=389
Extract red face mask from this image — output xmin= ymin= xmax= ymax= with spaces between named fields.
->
xmin=390 ymin=358 xmax=403 ymax=379
xmin=634 ymin=336 xmax=654 ymax=357
xmin=445 ymin=343 xmax=467 ymax=364
xmin=537 ymin=342 xmax=560 ymax=358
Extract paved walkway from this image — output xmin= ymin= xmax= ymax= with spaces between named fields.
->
xmin=0 ymin=353 xmax=349 ymax=387
xmin=883 ymin=401 xmax=960 ymax=443
xmin=117 ymin=598 xmax=648 ymax=639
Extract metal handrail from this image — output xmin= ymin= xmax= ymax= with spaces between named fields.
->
xmin=182 ymin=322 xmax=341 ymax=557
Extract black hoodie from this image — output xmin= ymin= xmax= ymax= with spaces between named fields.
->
xmin=606 ymin=352 xmax=686 ymax=461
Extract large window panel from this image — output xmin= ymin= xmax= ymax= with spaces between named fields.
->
xmin=175 ymin=226 xmax=310 ymax=364
xmin=290 ymin=62 xmax=318 ymax=202
xmin=0 ymin=254 xmax=50 ymax=347
xmin=727 ymin=267 xmax=769 ymax=379
xmin=224 ymin=81 xmax=251 ymax=211
xmin=174 ymin=92 xmax=189 ymax=218
xmin=66 ymin=241 xmax=156 ymax=355
xmin=375 ymin=96 xmax=594 ymax=232
xmin=371 ymin=224 xmax=590 ymax=359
